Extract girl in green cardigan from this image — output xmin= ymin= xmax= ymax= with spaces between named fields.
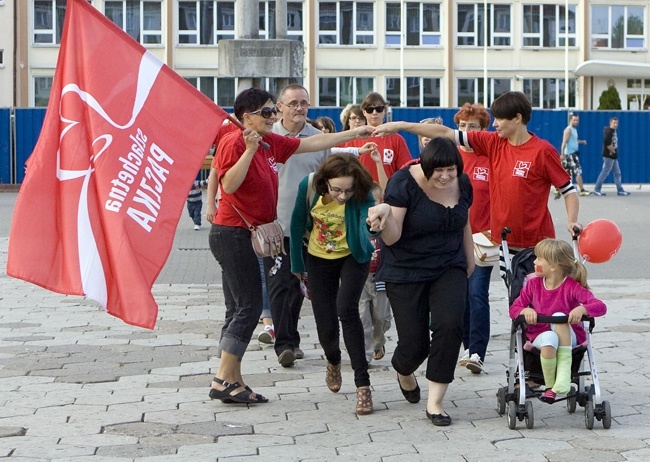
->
xmin=290 ymin=153 xmax=377 ymax=416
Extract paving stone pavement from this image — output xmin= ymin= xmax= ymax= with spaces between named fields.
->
xmin=1 ymin=189 xmax=650 ymax=461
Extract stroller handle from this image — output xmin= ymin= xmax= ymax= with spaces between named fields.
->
xmin=513 ymin=314 xmax=595 ymax=332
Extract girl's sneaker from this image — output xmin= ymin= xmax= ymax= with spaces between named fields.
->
xmin=540 ymin=388 xmax=556 ymax=404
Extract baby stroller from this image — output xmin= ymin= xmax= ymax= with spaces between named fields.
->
xmin=495 ymin=227 xmax=611 ymax=430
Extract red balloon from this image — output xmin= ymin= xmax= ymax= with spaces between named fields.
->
xmin=578 ymin=219 xmax=622 ymax=264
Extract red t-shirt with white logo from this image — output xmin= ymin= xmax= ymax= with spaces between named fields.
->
xmin=460 ymin=149 xmax=491 ymax=233
xmin=466 ymin=131 xmax=570 ymax=248
xmin=214 ymin=131 xmax=300 ymax=228
xmin=340 ymin=133 xmax=413 ymax=182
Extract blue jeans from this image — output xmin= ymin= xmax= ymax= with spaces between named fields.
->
xmin=209 ymin=224 xmax=263 ymax=359
xmin=258 ymin=257 xmax=271 ymax=320
xmin=186 ymin=200 xmax=202 ymax=226
xmin=594 ymin=157 xmax=624 ymax=192
xmin=463 ymin=265 xmax=493 ymax=361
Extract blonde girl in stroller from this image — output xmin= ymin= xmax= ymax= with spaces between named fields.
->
xmin=509 ymin=239 xmax=607 ymax=403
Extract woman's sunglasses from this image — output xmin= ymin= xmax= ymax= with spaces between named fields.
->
xmin=364 ymin=105 xmax=386 ymax=113
xmin=250 ymin=107 xmax=279 ymax=119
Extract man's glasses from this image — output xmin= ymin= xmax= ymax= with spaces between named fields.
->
xmin=364 ymin=105 xmax=386 ymax=113
xmin=327 ymin=181 xmax=355 ymax=197
xmin=458 ymin=122 xmax=482 ymax=130
xmin=281 ymin=101 xmax=310 ymax=109
xmin=250 ymin=107 xmax=279 ymax=119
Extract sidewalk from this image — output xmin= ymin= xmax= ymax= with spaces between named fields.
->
xmin=1 ymin=232 xmax=650 ymax=460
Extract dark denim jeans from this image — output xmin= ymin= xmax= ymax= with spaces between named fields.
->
xmin=463 ymin=264 xmax=494 ymax=361
xmin=186 ymin=200 xmax=202 ymax=226
xmin=263 ymin=237 xmax=304 ymax=356
xmin=209 ymin=224 xmax=263 ymax=359
xmin=306 ymin=252 xmax=370 ymax=388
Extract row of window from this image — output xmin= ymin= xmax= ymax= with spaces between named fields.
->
xmin=32 ymin=74 xmax=576 ymax=110
xmin=35 ymin=75 xmax=649 ymax=110
xmin=33 ymin=1 xmax=646 ymax=51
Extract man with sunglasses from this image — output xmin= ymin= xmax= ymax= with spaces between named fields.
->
xmin=340 ymin=92 xmax=413 ymax=185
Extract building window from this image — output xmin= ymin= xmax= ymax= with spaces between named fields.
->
xmin=178 ymin=1 xmax=235 ymax=44
xmin=457 ymin=78 xmax=510 ymax=106
xmin=33 ymin=0 xmax=66 ymax=44
xmin=105 ymin=1 xmax=162 ymax=45
xmin=592 ymin=5 xmax=645 ymax=49
xmin=457 ymin=3 xmax=511 ymax=47
xmin=627 ymin=79 xmax=650 ymax=110
xmin=385 ymin=2 xmax=441 ymax=47
xmin=259 ymin=1 xmax=304 ymax=41
xmin=522 ymin=4 xmax=576 ymax=48
xmin=319 ymin=1 xmax=374 ymax=46
xmin=185 ymin=76 xmax=236 ymax=107
xmin=318 ymin=76 xmax=374 ymax=106
xmin=523 ymin=78 xmax=575 ymax=109
xmin=386 ymin=77 xmax=441 ymax=107
xmin=34 ymin=76 xmax=54 ymax=107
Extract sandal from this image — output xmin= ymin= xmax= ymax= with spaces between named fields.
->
xmin=356 ymin=386 xmax=373 ymax=415
xmin=372 ymin=346 xmax=385 ymax=360
xmin=325 ymin=362 xmax=342 ymax=393
xmin=208 ymin=378 xmax=264 ymax=404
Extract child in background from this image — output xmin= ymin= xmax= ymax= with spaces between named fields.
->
xmin=187 ymin=178 xmax=208 ymax=230
xmin=359 ymin=182 xmax=392 ymax=363
xmin=509 ymin=239 xmax=607 ymax=403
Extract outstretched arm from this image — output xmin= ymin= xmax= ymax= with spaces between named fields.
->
xmin=563 ymin=192 xmax=581 ymax=236
xmin=373 ymin=121 xmax=456 ymax=142
xmin=295 ymin=125 xmax=373 ymax=154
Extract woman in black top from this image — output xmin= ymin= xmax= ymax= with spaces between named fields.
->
xmin=367 ymin=137 xmax=474 ymax=426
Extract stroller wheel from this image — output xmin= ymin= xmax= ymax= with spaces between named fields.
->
xmin=497 ymin=387 xmax=507 ymax=415
xmin=602 ymin=401 xmax=612 ymax=429
xmin=525 ymin=401 xmax=534 ymax=429
xmin=507 ymin=400 xmax=517 ymax=430
xmin=567 ymin=385 xmax=577 ymax=414
xmin=585 ymin=400 xmax=595 ymax=429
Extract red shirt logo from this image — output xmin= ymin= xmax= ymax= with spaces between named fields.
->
xmin=473 ymin=166 xmax=489 ymax=182
xmin=513 ymin=161 xmax=531 ymax=178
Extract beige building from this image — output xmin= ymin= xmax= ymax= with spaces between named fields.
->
xmin=3 ymin=0 xmax=650 ymax=110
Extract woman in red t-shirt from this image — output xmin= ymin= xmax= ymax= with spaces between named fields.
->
xmin=207 ymin=88 xmax=372 ymax=405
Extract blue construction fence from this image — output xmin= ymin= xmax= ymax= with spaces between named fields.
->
xmin=1 ymin=107 xmax=649 ymax=185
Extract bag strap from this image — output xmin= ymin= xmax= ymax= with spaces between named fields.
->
xmin=230 ymin=203 xmax=254 ymax=230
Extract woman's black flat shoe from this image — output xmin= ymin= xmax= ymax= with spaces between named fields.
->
xmin=426 ymin=411 xmax=452 ymax=426
xmin=397 ymin=373 xmax=421 ymax=403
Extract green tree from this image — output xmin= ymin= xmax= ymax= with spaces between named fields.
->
xmin=598 ymin=85 xmax=622 ymax=110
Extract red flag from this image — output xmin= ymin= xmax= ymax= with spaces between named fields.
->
xmin=6 ymin=0 xmax=228 ymax=329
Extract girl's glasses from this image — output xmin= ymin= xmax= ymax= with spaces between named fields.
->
xmin=327 ymin=181 xmax=354 ymax=197
xmin=250 ymin=107 xmax=279 ymax=119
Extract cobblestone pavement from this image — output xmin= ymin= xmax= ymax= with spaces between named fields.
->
xmin=1 ymin=188 xmax=649 ymax=461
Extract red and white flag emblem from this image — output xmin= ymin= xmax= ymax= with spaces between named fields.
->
xmin=7 ymin=0 xmax=228 ymax=329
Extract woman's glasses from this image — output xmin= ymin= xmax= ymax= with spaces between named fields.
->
xmin=364 ymin=105 xmax=386 ymax=113
xmin=250 ymin=107 xmax=279 ymax=119
xmin=327 ymin=181 xmax=355 ymax=197
xmin=458 ymin=122 xmax=482 ymax=130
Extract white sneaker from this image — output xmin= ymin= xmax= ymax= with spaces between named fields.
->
xmin=466 ymin=353 xmax=483 ymax=374
xmin=193 ymin=224 xmax=201 ymax=230
xmin=258 ymin=325 xmax=275 ymax=344
xmin=457 ymin=349 xmax=470 ymax=367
